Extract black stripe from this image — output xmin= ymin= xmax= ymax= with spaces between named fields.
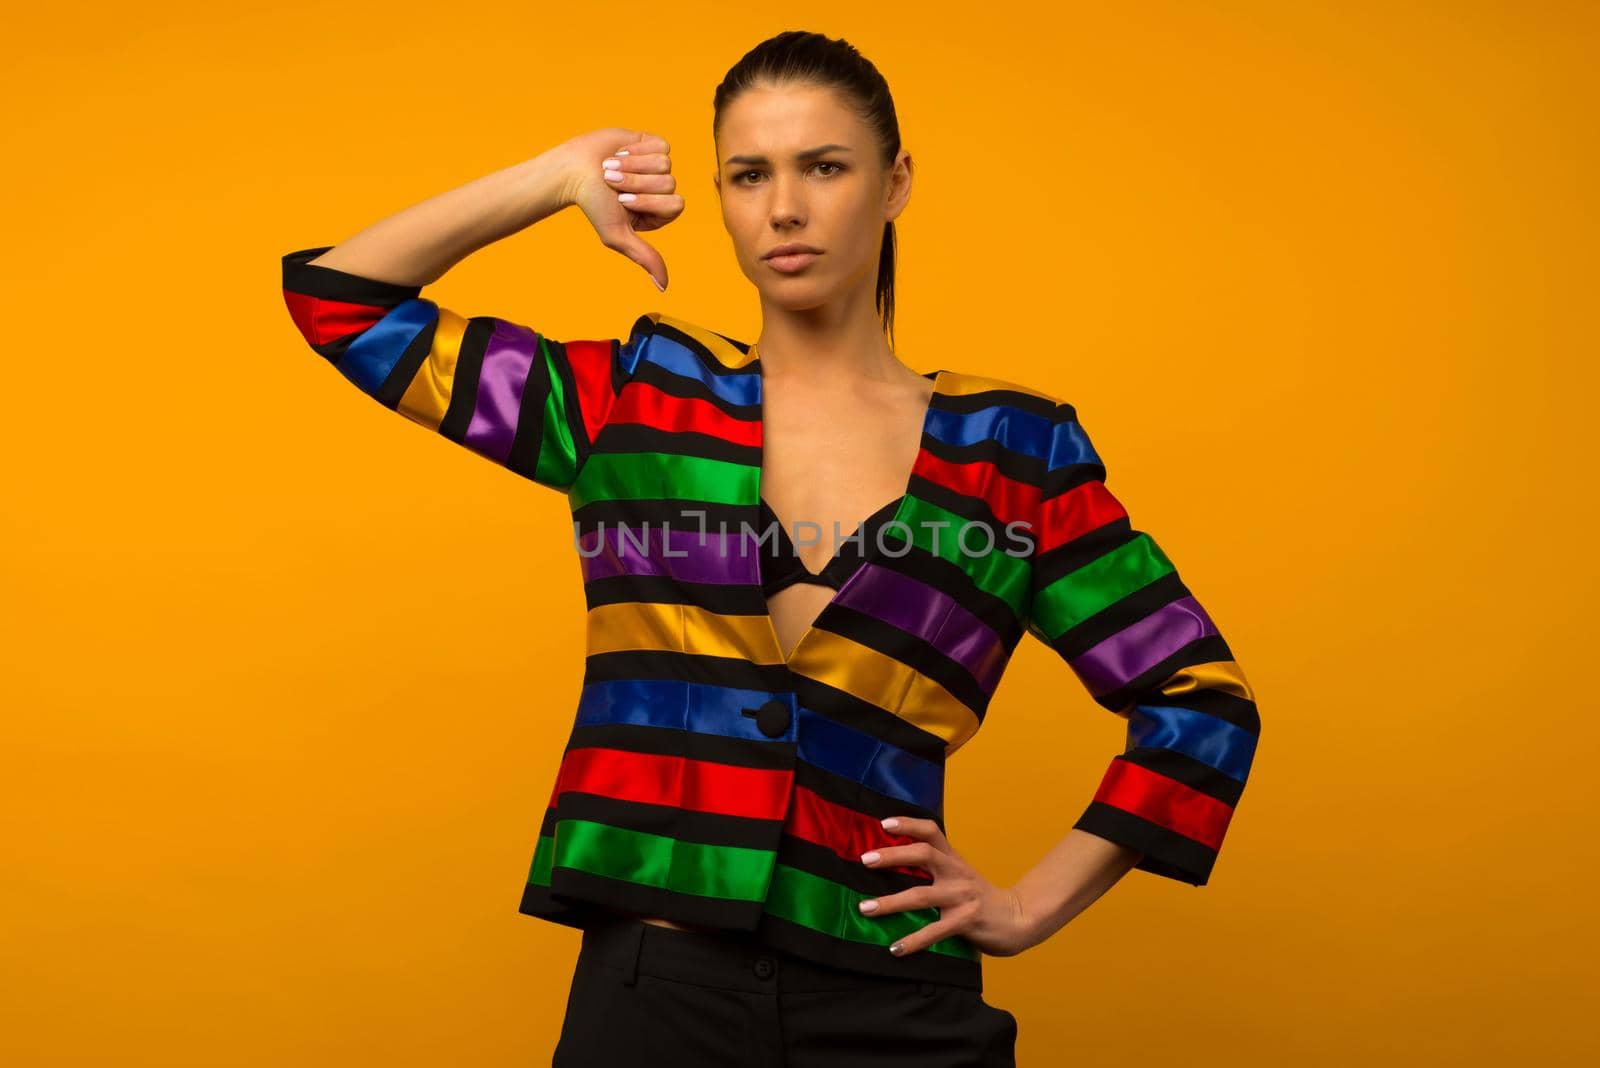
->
xmin=370 ymin=312 xmax=438 ymax=409
xmin=506 ymin=335 xmax=556 ymax=481
xmin=436 ymin=316 xmax=493 ymax=444
xmin=776 ymin=832 xmax=937 ymax=899
xmin=874 ymin=544 xmax=1027 ymax=643
xmin=539 ymin=866 xmax=767 ymax=930
xmin=921 ymin=433 xmax=1050 ymax=490
xmin=580 ymin=572 xmax=765 ymax=616
xmin=598 ymin=422 xmax=759 ymax=467
xmin=581 ymin=648 xmax=792 ymax=693
xmin=551 ymin=790 xmax=785 ymax=851
xmin=1032 ymin=515 xmax=1139 ymax=588
xmin=1118 ymin=748 xmax=1246 ymax=807
xmin=546 ymin=337 xmax=592 ymax=469
xmin=820 ymin=606 xmax=993 ymax=719
xmin=1038 ymin=570 xmax=1192 ymax=656
xmin=1141 ymin=688 xmax=1261 ymax=735
xmin=930 ymin=383 xmax=1055 ymax=421
xmin=565 ymin=722 xmax=797 ymax=772
xmin=629 ymin=357 xmax=760 ymax=420
xmin=280 ymin=246 xmax=422 ymax=306
xmin=1090 ymin=633 xmax=1236 ymax=714
xmin=790 ymin=675 xmax=950 ymax=765
xmin=792 ymin=756 xmax=942 ymax=823
xmin=754 ymin=914 xmax=982 ymax=990
xmin=1073 ymin=801 xmax=1217 ymax=886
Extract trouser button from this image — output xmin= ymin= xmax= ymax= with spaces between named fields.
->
xmin=753 ymin=956 xmax=776 ymax=979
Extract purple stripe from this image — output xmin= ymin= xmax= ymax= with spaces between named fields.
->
xmin=465 ymin=319 xmax=539 ymax=464
xmin=1071 ymin=596 xmax=1219 ymax=695
xmin=578 ymin=525 xmax=762 ymax=586
xmin=834 ymin=564 xmax=1007 ymax=692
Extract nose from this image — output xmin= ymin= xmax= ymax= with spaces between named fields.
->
xmin=767 ymin=171 xmax=805 ymax=230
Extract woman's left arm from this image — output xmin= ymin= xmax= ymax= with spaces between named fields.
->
xmin=859 ymin=398 xmax=1261 ymax=958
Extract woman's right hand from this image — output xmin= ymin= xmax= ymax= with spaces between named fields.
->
xmin=557 ymin=129 xmax=684 ymax=292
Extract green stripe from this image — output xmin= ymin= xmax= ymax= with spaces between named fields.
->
xmin=535 ymin=338 xmax=580 ymax=489
xmin=1031 ymin=531 xmax=1174 ymax=638
xmin=890 ymin=497 xmax=1030 ymax=616
xmin=765 ymin=863 xmax=980 ymax=961
xmin=569 ymin=452 xmax=758 ymax=510
xmin=527 ymin=819 xmax=775 ymax=901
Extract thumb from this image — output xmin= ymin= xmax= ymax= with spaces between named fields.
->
xmin=606 ymin=226 xmax=668 ymax=292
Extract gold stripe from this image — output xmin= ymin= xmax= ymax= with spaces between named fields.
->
xmin=650 ymin=313 xmax=757 ymax=370
xmin=933 ymin=370 xmax=1057 ymax=404
xmin=1116 ymin=660 xmax=1256 ymax=714
xmin=1162 ymin=660 xmax=1255 ymax=702
xmin=397 ymin=306 xmax=470 ymax=430
xmin=586 ymin=601 xmax=783 ymax=664
xmin=790 ymin=630 xmax=979 ymax=751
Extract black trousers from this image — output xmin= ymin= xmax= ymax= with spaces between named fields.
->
xmin=551 ymin=913 xmax=1019 ymax=1067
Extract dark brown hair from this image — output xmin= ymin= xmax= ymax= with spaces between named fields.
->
xmin=713 ymin=30 xmax=904 ymax=349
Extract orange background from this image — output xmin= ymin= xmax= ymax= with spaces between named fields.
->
xmin=4 ymin=2 xmax=1595 ymax=1064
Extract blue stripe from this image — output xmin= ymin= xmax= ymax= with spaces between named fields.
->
xmin=338 ymin=297 xmax=437 ymax=395
xmin=796 ymin=708 xmax=942 ymax=812
xmin=1044 ymin=412 xmax=1101 ymax=472
xmin=574 ymin=679 xmax=940 ymax=810
xmin=925 ymin=403 xmax=1053 ymax=461
xmin=1127 ymin=703 xmax=1257 ymax=783
xmin=639 ymin=334 xmax=760 ymax=408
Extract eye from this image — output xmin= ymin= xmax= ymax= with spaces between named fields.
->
xmin=732 ymin=161 xmax=845 ymax=185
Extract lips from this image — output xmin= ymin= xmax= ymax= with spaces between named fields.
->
xmin=763 ymin=243 xmax=822 ymax=259
xmin=764 ymin=245 xmax=822 ymax=274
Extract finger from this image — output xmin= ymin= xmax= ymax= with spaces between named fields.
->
xmin=862 ymin=841 xmax=949 ymax=876
xmin=605 ymin=151 xmax=673 ymax=175
xmin=617 ymin=132 xmax=671 ymax=157
xmin=602 ymin=170 xmax=678 ymax=195
xmin=615 ymin=192 xmax=685 ymax=224
xmin=857 ymin=884 xmax=940 ymax=917
xmin=888 ymin=914 xmax=965 ymax=958
xmin=881 ymin=816 xmax=950 ymax=850
xmin=599 ymin=223 xmax=668 ymax=291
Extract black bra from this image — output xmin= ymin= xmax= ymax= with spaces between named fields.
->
xmin=756 ymin=497 xmax=902 ymax=597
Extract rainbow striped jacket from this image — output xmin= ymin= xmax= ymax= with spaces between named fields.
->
xmin=281 ymin=246 xmax=1261 ymax=990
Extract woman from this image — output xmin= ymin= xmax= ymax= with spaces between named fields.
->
xmin=279 ymin=29 xmax=1260 ymax=1068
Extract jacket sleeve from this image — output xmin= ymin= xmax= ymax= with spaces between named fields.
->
xmin=279 ymin=246 xmax=654 ymax=494
xmin=1024 ymin=400 xmax=1261 ymax=886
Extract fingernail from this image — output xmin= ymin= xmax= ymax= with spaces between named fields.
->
xmin=889 ymin=943 xmax=904 ymax=955
xmin=615 ymin=150 xmax=630 ymax=156
xmin=653 ymin=277 xmax=665 ymax=292
xmin=881 ymin=818 xmax=899 ymax=830
xmin=859 ymin=899 xmax=879 ymax=913
xmin=860 ymin=851 xmax=880 ymax=865
xmin=604 ymin=170 xmax=624 ymax=183
xmin=603 ymin=158 xmax=622 ymax=170
xmin=618 ymin=192 xmax=637 ymax=203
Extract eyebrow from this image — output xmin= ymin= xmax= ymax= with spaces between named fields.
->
xmin=723 ymin=143 xmax=854 ymax=167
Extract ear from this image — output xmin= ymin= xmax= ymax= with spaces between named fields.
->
xmin=885 ymin=149 xmax=914 ymax=223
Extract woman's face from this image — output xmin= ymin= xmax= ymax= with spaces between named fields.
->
xmin=714 ymin=81 xmax=911 ymax=313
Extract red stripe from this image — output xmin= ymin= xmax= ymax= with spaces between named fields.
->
xmin=1036 ymin=480 xmax=1127 ymax=555
xmin=911 ymin=452 xmax=1039 ymax=527
xmin=785 ymin=786 xmax=933 ymax=878
xmin=281 ymin=290 xmax=389 ymax=347
xmin=554 ymin=747 xmax=792 ymax=821
xmin=610 ymin=380 xmax=761 ymax=447
xmin=563 ymin=338 xmax=620 ymax=445
xmin=1093 ymin=759 xmax=1232 ymax=849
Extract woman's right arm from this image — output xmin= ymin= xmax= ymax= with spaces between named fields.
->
xmin=280 ymin=130 xmax=684 ymax=495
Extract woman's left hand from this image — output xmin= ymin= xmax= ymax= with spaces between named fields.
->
xmin=857 ymin=816 xmax=1036 ymax=958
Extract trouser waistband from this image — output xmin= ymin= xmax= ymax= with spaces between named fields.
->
xmin=579 ymin=912 xmax=943 ymax=996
